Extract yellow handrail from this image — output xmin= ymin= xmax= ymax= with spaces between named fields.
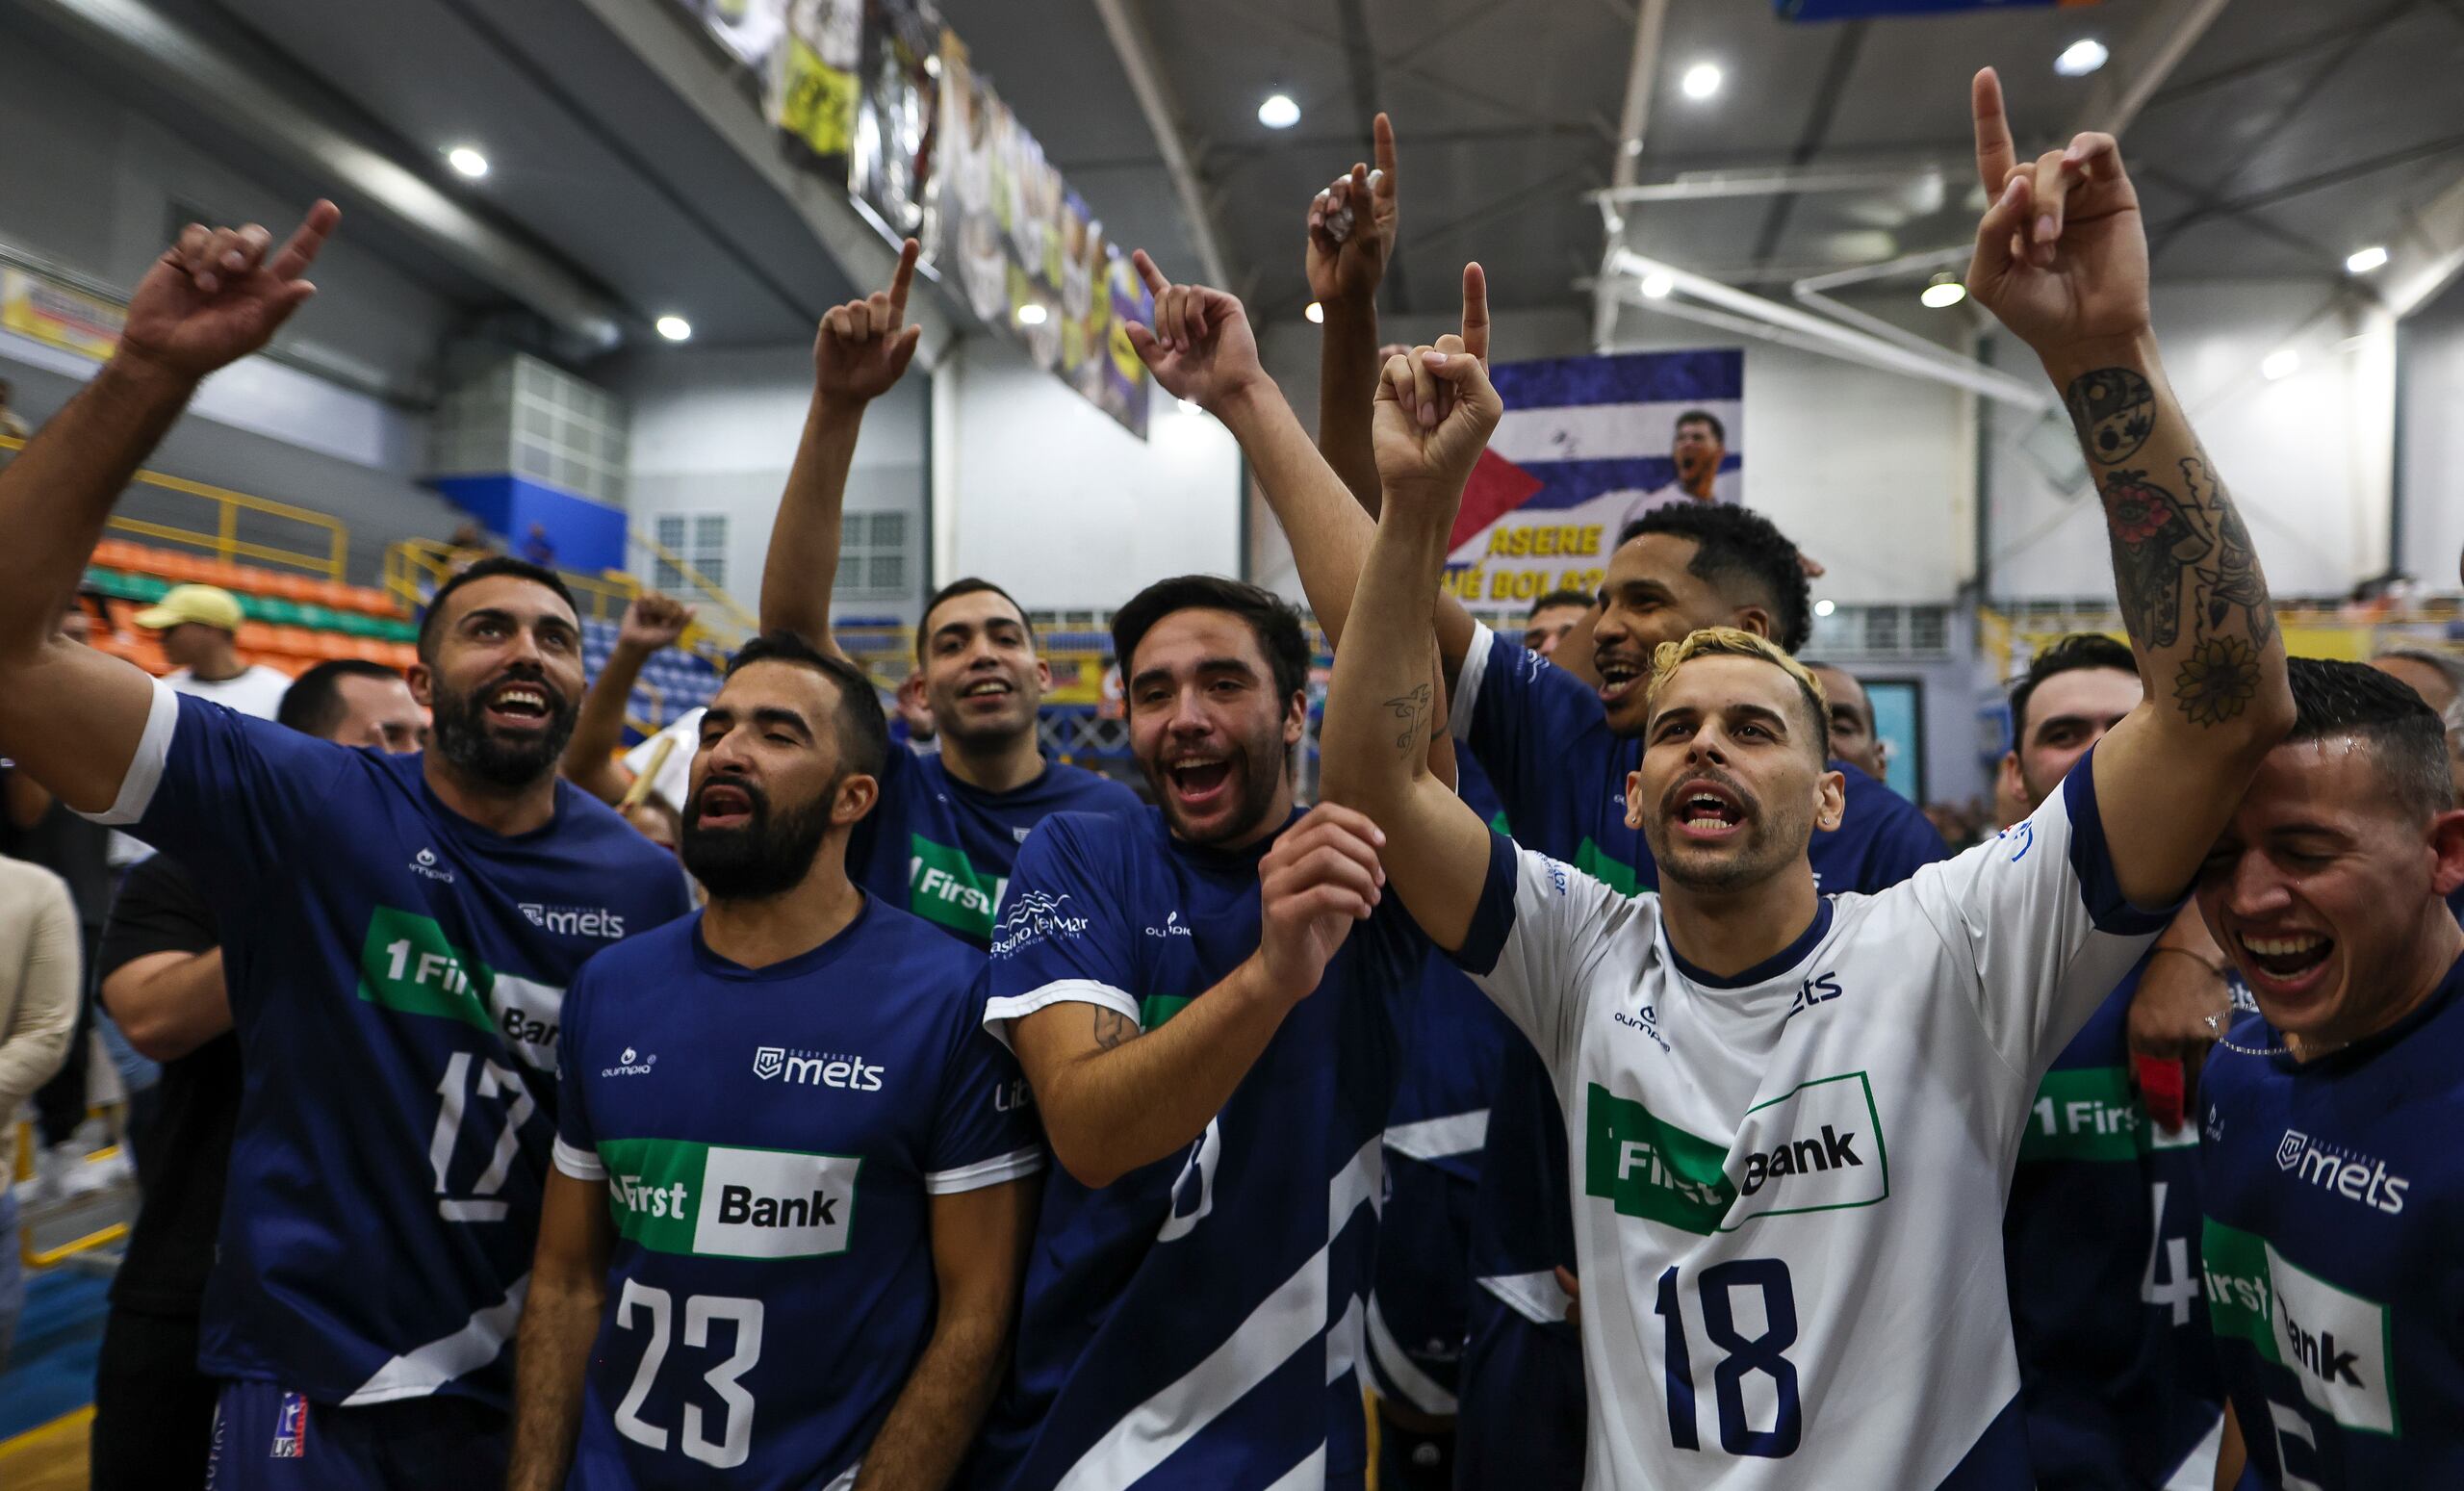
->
xmin=2 ymin=432 xmax=347 ymax=579
xmin=385 ymin=538 xmax=644 ymax=626
xmin=13 ymin=1118 xmax=131 ymax=1269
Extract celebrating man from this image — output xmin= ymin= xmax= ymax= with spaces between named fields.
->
xmin=0 ymin=203 xmax=691 ymax=1482
xmin=1315 ymin=66 xmax=2293 ymax=1485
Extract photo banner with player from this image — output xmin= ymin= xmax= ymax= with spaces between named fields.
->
xmin=1445 ymin=348 xmax=1744 ymax=608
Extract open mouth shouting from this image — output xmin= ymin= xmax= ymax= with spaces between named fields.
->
xmin=694 ymin=780 xmax=758 ymax=832
xmin=2232 ymin=929 xmax=2335 ymax=1003
xmin=1597 ymin=651 xmax=1647 ymax=707
xmin=1666 ymin=777 xmax=1750 ymax=843
xmin=1164 ymin=754 xmax=1237 ymax=817
xmin=483 ymin=678 xmax=558 ymax=732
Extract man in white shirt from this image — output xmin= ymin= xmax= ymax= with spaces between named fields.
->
xmin=1316 ymin=68 xmax=2297 ymax=1487
xmin=134 ymin=584 xmax=291 ymax=717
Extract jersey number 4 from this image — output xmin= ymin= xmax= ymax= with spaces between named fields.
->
xmin=1656 ymin=1258 xmax=1802 ymax=1458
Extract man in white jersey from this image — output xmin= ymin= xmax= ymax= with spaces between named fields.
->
xmin=1314 ymin=68 xmax=2296 ymax=1487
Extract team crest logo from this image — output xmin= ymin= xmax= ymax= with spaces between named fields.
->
xmin=754 ymin=1046 xmax=786 ymax=1080
xmin=270 ymin=1392 xmax=309 ymax=1458
xmin=2277 ymin=1129 xmax=2308 ymax=1170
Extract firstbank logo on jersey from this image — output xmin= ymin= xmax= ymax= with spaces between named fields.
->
xmin=753 ymin=1046 xmax=886 ymax=1091
xmin=2275 ymin=1129 xmax=2409 ymax=1215
xmin=601 ymin=1137 xmax=860 ymax=1260
xmin=2203 ymin=1219 xmax=2396 ymax=1433
xmin=1584 ymin=1071 xmax=1888 ymax=1235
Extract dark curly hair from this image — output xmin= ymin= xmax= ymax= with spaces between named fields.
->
xmin=1617 ymin=503 xmax=1812 ymax=654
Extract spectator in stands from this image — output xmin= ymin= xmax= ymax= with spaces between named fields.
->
xmin=0 ymin=857 xmax=80 ymax=1368
xmin=2372 ymin=646 xmax=2464 ymax=722
xmin=86 ymin=659 xmax=423 ymax=1491
xmin=133 ymin=583 xmax=291 ymax=718
xmin=561 ymin=591 xmax=697 ymax=809
xmin=448 ymin=517 xmax=491 ymax=554
xmin=0 ymin=377 xmax=28 ymax=439
xmin=1521 ymin=587 xmax=1589 ymax=657
xmin=1806 ymin=659 xmax=1890 ymax=782
xmin=522 ymin=522 xmax=556 ymax=568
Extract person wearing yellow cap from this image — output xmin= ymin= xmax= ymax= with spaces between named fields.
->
xmin=134 ymin=584 xmax=292 ymax=720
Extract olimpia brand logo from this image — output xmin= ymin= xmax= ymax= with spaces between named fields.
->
xmin=599 ymin=1137 xmax=862 ymax=1260
xmin=1584 ymin=1071 xmax=1889 ymax=1235
xmin=2202 ymin=1219 xmax=2398 ymax=1434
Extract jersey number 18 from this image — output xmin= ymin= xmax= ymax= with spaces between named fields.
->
xmin=1656 ymin=1257 xmax=1803 ymax=1458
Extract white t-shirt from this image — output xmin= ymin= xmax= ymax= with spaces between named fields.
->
xmin=1450 ymin=758 xmax=2166 ymax=1489
xmin=167 ymin=664 xmax=293 ymax=720
xmin=621 ymin=707 xmax=703 ymax=815
xmin=1616 ymin=472 xmax=1741 ymax=536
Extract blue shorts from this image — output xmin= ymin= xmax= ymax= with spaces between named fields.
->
xmin=204 ymin=1380 xmax=507 ymax=1490
xmin=1453 ymin=1288 xmax=1585 ymax=1491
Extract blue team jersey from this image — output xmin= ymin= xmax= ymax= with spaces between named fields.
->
xmin=850 ymin=749 xmax=1142 ymax=947
xmin=2198 ymin=954 xmax=2464 ymax=1490
xmin=90 ymin=683 xmax=693 ymax=1406
xmin=2004 ymin=956 xmax=2221 ymax=1488
xmin=973 ymin=808 xmax=1426 ymax=1490
xmin=552 ymin=902 xmax=1041 ymax=1488
xmin=1448 ymin=623 xmax=1948 ymax=1323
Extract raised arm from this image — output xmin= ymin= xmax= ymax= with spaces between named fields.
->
xmin=506 ymin=1170 xmax=614 ymax=1491
xmin=0 ymin=204 xmax=337 ymax=813
xmin=1306 ymin=113 xmax=1401 ymax=514
xmin=760 ymin=239 xmax=923 ymax=658
xmin=1319 ymin=273 xmax=1505 ymax=952
xmin=561 ymin=593 xmax=695 ymax=804
xmin=1967 ymin=69 xmax=2292 ymax=907
xmin=852 ymin=1177 xmax=1038 ymax=1491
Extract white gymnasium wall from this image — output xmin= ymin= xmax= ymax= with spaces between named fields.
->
xmin=612 ymin=344 xmax=929 ymax=624
xmin=933 ymin=335 xmax=1243 ymax=610
xmin=2398 ymin=281 xmax=2464 ymax=592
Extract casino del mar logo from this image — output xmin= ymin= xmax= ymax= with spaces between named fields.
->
xmin=990 ymin=891 xmax=1091 ymax=958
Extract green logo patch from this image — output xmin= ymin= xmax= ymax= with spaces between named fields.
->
xmin=1573 ymin=837 xmax=1641 ymax=897
xmin=2203 ymin=1219 xmax=2400 ymax=1435
xmin=1584 ymin=1085 xmax=1734 ymax=1234
xmin=597 ymin=1136 xmax=861 ymax=1260
xmin=360 ymin=906 xmax=496 ymax=1032
xmin=910 ymin=835 xmax=1002 ymax=940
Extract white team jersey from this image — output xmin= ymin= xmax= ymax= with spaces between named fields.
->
xmin=1454 ymin=760 xmax=2166 ymax=1489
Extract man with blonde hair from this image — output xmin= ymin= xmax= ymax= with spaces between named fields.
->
xmin=1317 ymin=66 xmax=2297 ymax=1484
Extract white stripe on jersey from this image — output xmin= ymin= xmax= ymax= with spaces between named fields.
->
xmin=1368 ymin=1296 xmax=1459 ymax=1415
xmin=1259 ymin=1443 xmax=1326 ymax=1491
xmin=1476 ymin=1268 xmax=1575 ymax=1328
xmin=923 ymin=1144 xmax=1045 ymax=1195
xmin=1048 ymin=1136 xmax=1382 ymax=1491
xmin=343 ymin=1273 xmax=528 ymax=1406
xmin=1384 ymin=1109 xmax=1489 ymax=1162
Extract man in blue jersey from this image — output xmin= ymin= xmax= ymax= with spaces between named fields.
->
xmin=2196 ymin=660 xmax=2464 ymax=1489
xmin=510 ymin=631 xmax=1041 ymax=1490
xmin=1996 ymin=634 xmax=2230 ymax=1489
xmin=754 ymin=240 xmax=1142 ymax=947
xmin=0 ymin=204 xmax=693 ymax=1484
xmin=969 ymin=572 xmax=1425 ymax=1491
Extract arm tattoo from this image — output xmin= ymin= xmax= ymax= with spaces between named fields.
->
xmin=1381 ymin=683 xmax=1433 ymax=757
xmin=2066 ymin=367 xmax=2155 ymax=464
xmin=2101 ymin=468 xmax=2207 ymax=650
xmin=1091 ymin=1007 xmax=1140 ymax=1051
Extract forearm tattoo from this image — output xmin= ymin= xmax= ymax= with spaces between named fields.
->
xmin=2069 ymin=367 xmax=2275 ymax=728
xmin=1382 ymin=683 xmax=1433 ymax=757
xmin=1091 ymin=1007 xmax=1140 ymax=1051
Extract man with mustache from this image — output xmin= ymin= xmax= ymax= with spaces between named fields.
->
xmin=510 ymin=631 xmax=1040 ymax=1491
xmin=0 ymin=203 xmax=691 ymax=1484
xmin=966 ymin=571 xmax=1428 ymax=1490
xmin=1317 ymin=66 xmax=2294 ymax=1484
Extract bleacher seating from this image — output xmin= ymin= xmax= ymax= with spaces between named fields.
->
xmin=80 ymin=538 xmax=418 ymax=677
xmin=578 ymin=616 xmax=721 ymax=741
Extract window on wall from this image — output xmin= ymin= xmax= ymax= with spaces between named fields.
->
xmin=835 ymin=510 xmax=910 ymax=599
xmin=653 ymin=512 xmax=728 ymax=593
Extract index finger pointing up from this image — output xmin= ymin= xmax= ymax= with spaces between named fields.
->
xmin=886 ymin=238 xmax=920 ymax=317
xmin=1132 ymin=248 xmax=1169 ymax=297
xmin=270 ymin=199 xmax=342 ymax=283
xmin=1460 ymin=262 xmax=1490 ymax=364
xmin=1373 ymin=112 xmax=1398 ymax=198
xmin=1971 ymin=68 xmax=2017 ymax=200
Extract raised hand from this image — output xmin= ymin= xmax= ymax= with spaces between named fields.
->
xmin=1305 ymin=114 xmax=1401 ymax=306
xmin=1252 ymin=804 xmax=1387 ymax=1003
xmin=616 ymin=592 xmax=696 ymax=653
xmin=1123 ymin=250 xmax=1268 ymax=412
xmin=119 ymin=200 xmax=340 ymax=383
xmin=1371 ymin=264 xmax=1501 ymax=502
xmin=815 ymin=238 xmax=924 ymax=402
xmin=1966 ymin=67 xmax=2150 ymax=360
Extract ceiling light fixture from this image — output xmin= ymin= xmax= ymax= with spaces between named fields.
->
xmin=1258 ymin=92 xmax=1300 ymax=129
xmin=1305 ymin=300 xmax=1325 ymax=323
xmin=654 ymin=315 xmax=692 ymax=343
xmin=1681 ymin=63 xmax=1722 ymax=100
xmin=1813 ymin=599 xmax=1836 ymax=618
xmin=2345 ymin=244 xmax=2390 ymax=274
xmin=1639 ymin=272 xmax=1674 ymax=300
xmin=447 ymin=145 xmax=490 ymax=179
xmin=2054 ymin=39 xmax=2109 ymax=77
xmin=1919 ymin=271 xmax=1967 ymax=309
xmin=2260 ymin=347 xmax=2300 ymax=381
xmin=1015 ymin=303 xmax=1049 ymax=326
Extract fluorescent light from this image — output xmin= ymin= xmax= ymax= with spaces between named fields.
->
xmin=2261 ymin=348 xmax=2300 ymax=381
xmin=1305 ymin=300 xmax=1325 ymax=323
xmin=2054 ymin=39 xmax=2109 ymax=77
xmin=2345 ymin=244 xmax=2390 ymax=274
xmin=1920 ymin=272 xmax=1966 ymax=309
xmin=1813 ymin=599 xmax=1836 ymax=618
xmin=1258 ymin=93 xmax=1300 ymax=129
xmin=1179 ymin=398 xmax=1202 ymax=416
xmin=1639 ymin=272 xmax=1674 ymax=300
xmin=447 ymin=146 xmax=490 ymax=179
xmin=1015 ymin=303 xmax=1048 ymax=326
xmin=1681 ymin=63 xmax=1722 ymax=100
xmin=654 ymin=315 xmax=692 ymax=343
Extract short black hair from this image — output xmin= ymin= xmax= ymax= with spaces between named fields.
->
xmin=2284 ymin=656 xmax=2456 ymax=817
xmin=417 ymin=556 xmax=580 ymax=662
xmin=724 ymin=630 xmax=891 ymax=782
xmin=1674 ymin=408 xmax=1725 ymax=445
xmin=1801 ymin=659 xmax=1871 ymax=728
xmin=1111 ymin=575 xmax=1311 ymax=708
xmin=1616 ymin=503 xmax=1812 ymax=654
xmin=2009 ymin=632 xmax=2138 ymax=741
xmin=915 ymin=577 xmax=1035 ymax=661
xmin=1528 ymin=588 xmax=1591 ymax=618
xmin=278 ymin=659 xmax=405 ymax=738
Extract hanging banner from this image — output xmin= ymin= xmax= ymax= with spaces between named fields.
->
xmin=848 ymin=0 xmax=944 ymax=250
xmin=1443 ymin=349 xmax=1744 ymax=607
xmin=0 ymin=266 xmax=125 ymax=362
